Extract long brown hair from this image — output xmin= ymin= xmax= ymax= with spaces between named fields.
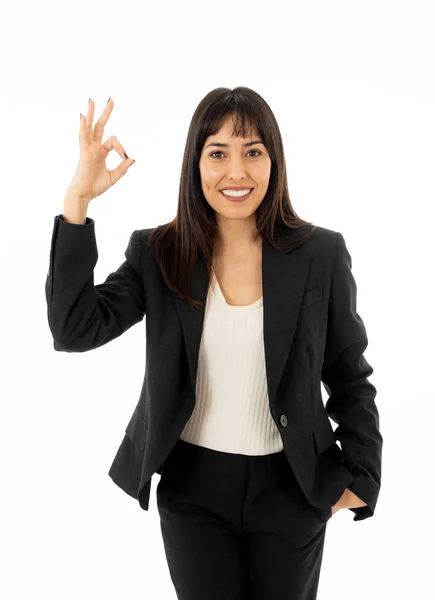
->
xmin=146 ymin=86 xmax=317 ymax=310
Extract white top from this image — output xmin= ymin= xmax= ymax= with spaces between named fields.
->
xmin=179 ymin=269 xmax=284 ymax=456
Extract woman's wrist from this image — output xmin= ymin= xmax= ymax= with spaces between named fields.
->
xmin=335 ymin=488 xmax=368 ymax=510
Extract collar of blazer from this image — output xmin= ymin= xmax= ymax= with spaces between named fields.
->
xmin=170 ymin=223 xmax=322 ymax=408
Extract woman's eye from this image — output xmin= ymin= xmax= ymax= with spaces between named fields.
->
xmin=210 ymin=150 xmax=262 ymax=159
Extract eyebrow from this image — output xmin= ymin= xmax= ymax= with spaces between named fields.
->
xmin=205 ymin=139 xmax=264 ymax=149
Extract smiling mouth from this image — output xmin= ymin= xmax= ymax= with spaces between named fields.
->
xmin=219 ymin=189 xmax=254 ymax=202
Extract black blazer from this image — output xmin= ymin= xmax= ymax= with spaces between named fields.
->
xmin=45 ymin=215 xmax=382 ymax=522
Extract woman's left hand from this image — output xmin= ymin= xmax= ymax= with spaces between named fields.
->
xmin=331 ymin=488 xmax=368 ymax=515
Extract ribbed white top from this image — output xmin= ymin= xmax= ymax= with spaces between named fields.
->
xmin=179 ymin=268 xmax=284 ymax=456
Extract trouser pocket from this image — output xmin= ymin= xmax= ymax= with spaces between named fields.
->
xmin=318 ymin=506 xmax=333 ymax=523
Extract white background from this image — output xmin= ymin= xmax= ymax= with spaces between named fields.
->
xmin=1 ymin=0 xmax=434 ymax=598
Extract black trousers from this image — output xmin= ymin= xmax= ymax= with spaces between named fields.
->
xmin=156 ymin=438 xmax=333 ymax=600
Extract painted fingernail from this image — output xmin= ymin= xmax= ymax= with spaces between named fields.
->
xmin=107 ymin=97 xmax=111 ymax=104
xmin=124 ymin=152 xmax=129 ymax=159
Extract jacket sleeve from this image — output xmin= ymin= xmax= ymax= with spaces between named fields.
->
xmin=321 ymin=231 xmax=382 ymax=521
xmin=45 ymin=214 xmax=146 ymax=352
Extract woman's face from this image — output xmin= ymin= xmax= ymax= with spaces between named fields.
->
xmin=199 ymin=116 xmax=272 ymax=222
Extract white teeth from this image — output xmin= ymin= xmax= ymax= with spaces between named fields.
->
xmin=221 ymin=189 xmax=252 ymax=197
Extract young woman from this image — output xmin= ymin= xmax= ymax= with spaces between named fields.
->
xmin=46 ymin=87 xmax=382 ymax=600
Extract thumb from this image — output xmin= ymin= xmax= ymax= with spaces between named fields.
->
xmin=109 ymin=158 xmax=136 ymax=186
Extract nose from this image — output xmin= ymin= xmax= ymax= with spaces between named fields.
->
xmin=226 ymin=156 xmax=249 ymax=179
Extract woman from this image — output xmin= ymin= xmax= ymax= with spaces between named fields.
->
xmin=46 ymin=87 xmax=382 ymax=600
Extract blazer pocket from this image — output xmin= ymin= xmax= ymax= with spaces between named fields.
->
xmin=125 ymin=405 xmax=139 ymax=438
xmin=125 ymin=407 xmax=148 ymax=450
xmin=312 ymin=420 xmax=337 ymax=454
xmin=300 ymin=286 xmax=322 ymax=310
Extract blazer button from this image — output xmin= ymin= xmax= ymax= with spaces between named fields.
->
xmin=280 ymin=415 xmax=288 ymax=427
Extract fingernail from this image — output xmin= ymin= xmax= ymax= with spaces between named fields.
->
xmin=124 ymin=152 xmax=129 ymax=159
xmin=107 ymin=97 xmax=111 ymax=104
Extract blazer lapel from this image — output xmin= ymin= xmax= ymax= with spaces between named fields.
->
xmin=171 ymin=226 xmax=313 ymax=408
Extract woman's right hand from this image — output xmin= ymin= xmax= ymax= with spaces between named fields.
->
xmin=65 ymin=98 xmax=135 ymax=203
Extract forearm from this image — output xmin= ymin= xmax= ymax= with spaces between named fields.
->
xmin=63 ymin=194 xmax=89 ymax=224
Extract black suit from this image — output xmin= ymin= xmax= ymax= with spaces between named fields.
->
xmin=46 ymin=215 xmax=382 ymax=522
